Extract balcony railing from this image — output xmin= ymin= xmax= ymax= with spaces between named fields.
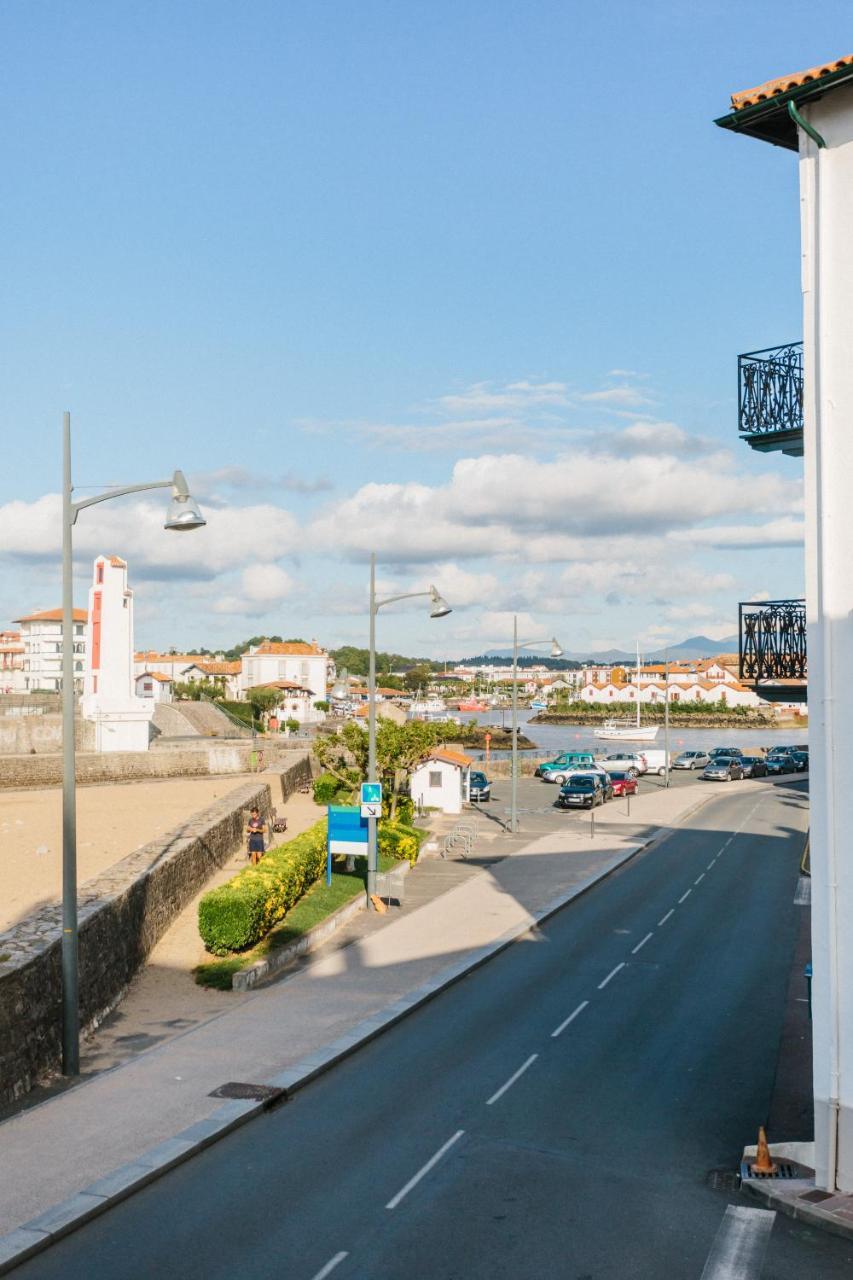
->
xmin=739 ymin=599 xmax=806 ymax=694
xmin=738 ymin=341 xmax=803 ymax=455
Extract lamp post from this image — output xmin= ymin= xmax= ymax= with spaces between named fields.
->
xmin=510 ymin=616 xmax=563 ymax=834
xmin=60 ymin=411 xmax=205 ymax=1075
xmin=367 ymin=552 xmax=450 ymax=899
xmin=663 ymin=650 xmax=671 ymax=789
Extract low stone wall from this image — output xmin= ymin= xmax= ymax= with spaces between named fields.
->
xmin=0 ymin=753 xmax=312 ymax=1103
xmin=0 ymin=741 xmax=306 ymax=790
xmin=0 ymin=714 xmax=95 ymax=756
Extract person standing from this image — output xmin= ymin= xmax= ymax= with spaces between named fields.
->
xmin=246 ymin=806 xmax=267 ymax=866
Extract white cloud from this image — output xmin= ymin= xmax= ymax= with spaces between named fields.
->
xmin=672 ymin=518 xmax=804 ymax=549
xmin=578 ymin=385 xmax=654 ymax=408
xmin=434 ymin=380 xmax=570 ymax=416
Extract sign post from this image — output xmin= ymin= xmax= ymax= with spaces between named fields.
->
xmin=326 ymin=805 xmax=369 ymax=885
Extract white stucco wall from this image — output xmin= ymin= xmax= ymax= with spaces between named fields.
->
xmin=410 ymin=759 xmax=469 ymax=815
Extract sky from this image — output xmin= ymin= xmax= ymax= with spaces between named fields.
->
xmin=0 ymin=1 xmax=841 ymax=659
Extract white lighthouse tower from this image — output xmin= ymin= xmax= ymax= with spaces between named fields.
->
xmin=81 ymin=555 xmax=153 ymax=752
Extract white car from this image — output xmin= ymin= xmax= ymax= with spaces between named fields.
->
xmin=637 ymin=750 xmax=670 ymax=777
xmin=600 ymin=752 xmax=648 ymax=777
xmin=546 ymin=762 xmax=611 ymax=786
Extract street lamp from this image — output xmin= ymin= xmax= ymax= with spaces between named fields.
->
xmin=367 ymin=552 xmax=451 ymax=899
xmin=60 ymin=411 xmax=205 ymax=1075
xmin=510 ymin=616 xmax=562 ymax=833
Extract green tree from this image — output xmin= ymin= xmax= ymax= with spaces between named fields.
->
xmin=403 ymin=663 xmax=433 ymax=692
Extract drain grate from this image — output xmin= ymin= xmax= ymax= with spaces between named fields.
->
xmin=740 ymin=1160 xmax=800 ymax=1180
xmin=209 ymin=1081 xmax=286 ymax=1105
xmin=708 ymin=1168 xmax=741 ymax=1192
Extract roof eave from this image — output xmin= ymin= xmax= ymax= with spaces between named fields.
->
xmin=715 ymin=64 xmax=853 ymax=148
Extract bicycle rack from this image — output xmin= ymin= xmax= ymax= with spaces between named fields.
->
xmin=442 ymin=817 xmax=479 ymax=859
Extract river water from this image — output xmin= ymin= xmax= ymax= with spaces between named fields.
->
xmin=457 ymin=709 xmax=807 ymax=760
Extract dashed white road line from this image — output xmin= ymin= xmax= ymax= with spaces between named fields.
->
xmin=694 ymin=873 xmax=705 ymax=885
xmin=385 ymin=1130 xmax=465 ymax=1209
xmin=309 ymin=1252 xmax=349 ymax=1280
xmin=658 ymin=908 xmax=675 ymax=926
xmin=598 ymin=962 xmax=625 ymax=990
xmin=699 ymin=1204 xmax=775 ymax=1279
xmin=551 ymin=1001 xmax=589 ymax=1039
xmin=631 ymin=931 xmax=654 ymax=955
xmin=486 ymin=1055 xmax=538 ymax=1106
xmin=707 ymin=859 xmax=716 ymax=870
xmin=678 ymin=888 xmax=692 ymax=904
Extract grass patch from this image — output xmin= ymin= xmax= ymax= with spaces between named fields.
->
xmin=193 ymin=852 xmax=400 ymax=990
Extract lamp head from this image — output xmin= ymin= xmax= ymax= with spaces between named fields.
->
xmin=429 ymin=586 xmax=452 ymax=619
xmin=550 ymin=638 xmax=564 ymax=659
xmin=164 ymin=470 xmax=206 ymax=532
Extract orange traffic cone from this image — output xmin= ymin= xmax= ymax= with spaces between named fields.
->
xmin=750 ymin=1126 xmax=777 ymax=1176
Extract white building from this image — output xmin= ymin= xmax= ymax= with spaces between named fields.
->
xmin=182 ymin=660 xmax=242 ymax=699
xmin=133 ymin=651 xmax=211 ymax=681
xmin=81 ymin=555 xmax=153 ymax=751
xmin=135 ymin=671 xmax=173 ymax=703
xmin=410 ymin=748 xmax=473 ymax=815
xmin=0 ymin=630 xmax=25 ymax=694
xmin=14 ymin=607 xmax=88 ymax=693
xmin=239 ymin=641 xmax=328 ymax=704
xmin=717 ymin=51 xmax=852 ymax=1189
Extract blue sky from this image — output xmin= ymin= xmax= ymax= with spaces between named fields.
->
xmin=0 ymin=1 xmax=840 ymax=657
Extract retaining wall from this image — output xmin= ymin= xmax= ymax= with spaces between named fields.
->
xmin=0 ymin=715 xmax=95 ymax=756
xmin=0 ymin=753 xmax=313 ymax=1103
xmin=0 ymin=741 xmax=305 ymax=790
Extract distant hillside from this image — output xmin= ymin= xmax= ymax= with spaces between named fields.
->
xmin=478 ymin=634 xmax=739 ymax=664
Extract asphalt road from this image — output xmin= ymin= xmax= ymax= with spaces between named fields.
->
xmin=15 ymin=775 xmax=850 ymax=1279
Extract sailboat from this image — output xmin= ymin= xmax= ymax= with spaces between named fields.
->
xmin=594 ymin=642 xmax=660 ymax=742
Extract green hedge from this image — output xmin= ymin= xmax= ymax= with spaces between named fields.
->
xmin=198 ymin=819 xmax=328 ymax=955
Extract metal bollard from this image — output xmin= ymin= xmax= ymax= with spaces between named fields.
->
xmin=590 ymin=808 xmax=595 ymax=839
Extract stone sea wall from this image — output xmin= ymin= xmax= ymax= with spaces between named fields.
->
xmin=0 ymin=754 xmax=312 ymax=1103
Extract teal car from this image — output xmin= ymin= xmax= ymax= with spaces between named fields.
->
xmin=537 ymin=750 xmax=597 ymax=782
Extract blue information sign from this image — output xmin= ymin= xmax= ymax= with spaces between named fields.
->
xmin=326 ymin=805 xmax=368 ymax=885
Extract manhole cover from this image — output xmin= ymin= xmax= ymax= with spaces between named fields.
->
xmin=209 ymin=1081 xmax=286 ymax=1105
xmin=800 ymin=1189 xmax=834 ymax=1203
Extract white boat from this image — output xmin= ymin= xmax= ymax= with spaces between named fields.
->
xmin=594 ymin=641 xmax=660 ymax=742
xmin=595 ymin=717 xmax=659 ymax=742
xmin=530 ymin=699 xmax=548 ymax=711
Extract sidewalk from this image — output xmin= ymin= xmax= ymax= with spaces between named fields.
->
xmin=0 ymin=779 xmax=717 ymax=1271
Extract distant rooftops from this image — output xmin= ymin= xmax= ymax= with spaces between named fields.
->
xmin=14 ymin=608 xmax=88 ymax=624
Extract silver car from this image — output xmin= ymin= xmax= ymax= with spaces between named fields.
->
xmin=673 ymin=751 xmax=710 ymax=770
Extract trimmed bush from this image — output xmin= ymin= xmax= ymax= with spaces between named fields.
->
xmin=198 ymin=820 xmax=327 ymax=955
xmin=313 ymin=772 xmax=350 ymax=805
xmin=378 ymin=821 xmax=425 ymax=867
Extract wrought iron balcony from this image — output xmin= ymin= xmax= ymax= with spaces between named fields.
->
xmin=739 ymin=598 xmax=806 ymax=701
xmin=738 ymin=341 xmax=803 ymax=456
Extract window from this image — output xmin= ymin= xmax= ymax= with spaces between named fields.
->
xmin=96 ymin=564 xmax=104 ymax=584
xmin=429 ymin=771 xmax=442 ymax=788
xmin=143 ymin=682 xmax=152 ymax=693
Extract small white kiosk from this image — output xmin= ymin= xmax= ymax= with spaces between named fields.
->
xmin=410 ymin=748 xmax=474 ymax=816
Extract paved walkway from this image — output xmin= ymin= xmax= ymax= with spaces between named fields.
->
xmin=0 ymin=778 xmax=722 ymax=1264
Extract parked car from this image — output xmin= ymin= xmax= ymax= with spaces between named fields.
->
xmin=542 ymin=762 xmax=611 ymax=786
xmin=537 ymin=750 xmax=597 ymax=780
xmin=608 ymin=770 xmax=639 ymax=797
xmin=556 ymin=774 xmax=606 ymax=809
xmin=638 ymin=749 xmax=671 ymax=776
xmin=469 ymin=771 xmax=491 ymax=801
xmin=765 ymin=752 xmax=797 ymax=775
xmin=740 ymin=755 xmax=768 ymax=778
xmin=709 ymin=746 xmax=745 ymax=759
xmin=601 ymin=752 xmax=648 ymax=777
xmin=790 ymin=750 xmax=809 ymax=772
xmin=702 ymin=756 xmax=744 ymax=781
xmin=673 ymin=750 xmax=711 ymax=771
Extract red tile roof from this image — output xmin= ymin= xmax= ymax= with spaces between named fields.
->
xmin=253 ymin=642 xmax=325 ymax=656
xmin=731 ymin=54 xmax=853 ymax=110
xmin=425 ymin=747 xmax=475 ymax=768
xmin=14 ymin=608 xmax=87 ymax=624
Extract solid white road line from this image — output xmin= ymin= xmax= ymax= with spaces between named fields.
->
xmin=598 ymin=962 xmax=625 ymax=990
xmin=658 ymin=908 xmax=675 ymax=926
xmin=794 ymin=876 xmax=811 ymax=906
xmin=695 ymin=873 xmax=705 ymax=885
xmin=678 ymin=889 xmax=692 ymax=904
xmin=486 ymin=1055 xmax=538 ymax=1105
xmin=385 ymin=1131 xmax=465 ymax=1209
xmin=631 ymin=932 xmax=654 ymax=955
xmin=309 ymin=1252 xmax=349 ymax=1280
xmin=551 ymin=1001 xmax=589 ymax=1038
xmin=699 ymin=1204 xmax=775 ymax=1279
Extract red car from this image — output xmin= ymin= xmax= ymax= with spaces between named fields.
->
xmin=608 ymin=770 xmax=639 ymax=797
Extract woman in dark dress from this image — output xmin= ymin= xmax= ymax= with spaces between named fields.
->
xmin=246 ymin=807 xmax=267 ymax=865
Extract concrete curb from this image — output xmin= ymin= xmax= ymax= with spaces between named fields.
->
xmin=741 ymin=1178 xmax=853 ymax=1244
xmin=0 ymin=797 xmax=713 ymax=1274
